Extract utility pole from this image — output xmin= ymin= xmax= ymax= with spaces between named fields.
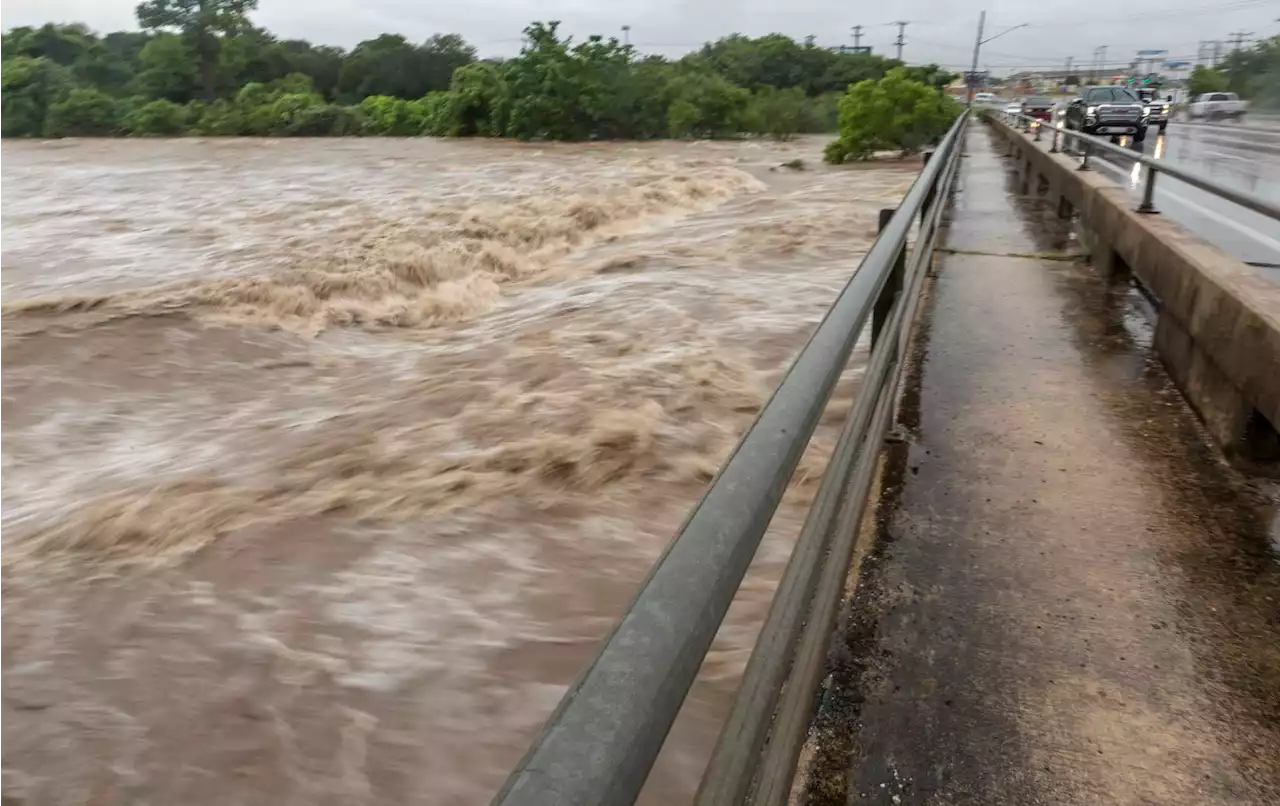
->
xmin=852 ymin=25 xmax=863 ymax=52
xmin=1229 ymin=30 xmax=1253 ymax=52
xmin=804 ymin=34 xmax=815 ymax=47
xmin=621 ymin=25 xmax=630 ymax=46
xmin=967 ymin=12 xmax=985 ymax=104
xmin=966 ymin=12 xmax=1028 ymax=104
xmin=1064 ymin=55 xmax=1073 ymax=86
xmin=893 ymin=21 xmax=908 ymax=61
xmin=1097 ymin=45 xmax=1108 ymax=81
xmin=1212 ymin=40 xmax=1222 ymax=66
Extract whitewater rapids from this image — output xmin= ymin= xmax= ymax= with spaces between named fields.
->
xmin=1 ymin=135 xmax=915 ymax=805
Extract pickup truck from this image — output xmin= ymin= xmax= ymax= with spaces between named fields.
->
xmin=1063 ymin=86 xmax=1148 ymax=142
xmin=1136 ymin=88 xmax=1171 ymax=133
xmin=1188 ymin=92 xmax=1248 ymax=121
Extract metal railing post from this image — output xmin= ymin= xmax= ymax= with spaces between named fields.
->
xmin=490 ymin=112 xmax=970 ymax=806
xmin=1033 ymin=121 xmax=1042 ymax=141
xmin=982 ymin=106 xmax=1280 ymax=221
xmin=921 ymin=150 xmax=935 ymax=226
xmin=872 ymin=208 xmax=904 ymax=346
xmin=1138 ymin=168 xmax=1158 ymax=213
xmin=1050 ymin=126 xmax=1060 ymax=153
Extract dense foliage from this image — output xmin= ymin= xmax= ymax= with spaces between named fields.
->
xmin=1187 ymin=65 xmax=1229 ymax=98
xmin=1218 ymin=35 xmax=1280 ymax=110
xmin=823 ymin=68 xmax=961 ymax=163
xmin=1 ymin=17 xmax=958 ymax=139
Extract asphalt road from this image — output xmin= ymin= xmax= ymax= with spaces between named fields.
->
xmin=1083 ymin=121 xmax=1280 ymax=275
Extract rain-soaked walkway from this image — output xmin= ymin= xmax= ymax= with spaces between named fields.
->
xmin=804 ymin=124 xmax=1280 ymax=804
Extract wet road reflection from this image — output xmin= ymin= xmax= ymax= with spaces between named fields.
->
xmin=1087 ymin=124 xmax=1280 ymax=275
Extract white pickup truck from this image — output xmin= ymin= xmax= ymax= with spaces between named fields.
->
xmin=1187 ymin=92 xmax=1248 ymax=121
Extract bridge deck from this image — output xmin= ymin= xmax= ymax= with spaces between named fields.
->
xmin=805 ymin=125 xmax=1280 ymax=804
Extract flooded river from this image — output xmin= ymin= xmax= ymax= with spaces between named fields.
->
xmin=1 ymin=136 xmax=913 ymax=805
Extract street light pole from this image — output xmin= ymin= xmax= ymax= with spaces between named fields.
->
xmin=967 ymin=11 xmax=986 ymax=106
xmin=967 ymin=12 xmax=1029 ymax=106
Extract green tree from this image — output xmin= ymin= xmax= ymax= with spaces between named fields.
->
xmin=1187 ymin=65 xmax=1228 ymax=97
xmin=686 ymin=34 xmax=917 ymax=96
xmin=663 ymin=69 xmax=749 ymax=138
xmin=45 ymin=87 xmax=121 ymax=135
xmin=443 ymin=61 xmax=510 ymax=135
xmin=337 ymin=33 xmax=472 ymax=102
xmin=419 ymin=34 xmax=476 ymax=95
xmin=123 ymin=97 xmax=189 ymax=134
xmin=132 ymin=32 xmax=199 ymax=101
xmin=420 ymin=90 xmax=453 ymax=135
xmin=214 ymin=25 xmax=278 ymax=93
xmin=268 ymin=40 xmax=344 ymax=100
xmin=2 ymin=23 xmax=96 ymax=65
xmin=1219 ymin=35 xmax=1279 ymax=110
xmin=745 ymin=85 xmax=809 ymax=140
xmin=358 ymin=95 xmax=419 ymax=135
xmin=286 ymin=103 xmax=361 ymax=135
xmin=192 ymin=98 xmax=243 ymax=133
xmin=1 ymin=55 xmax=70 ymax=136
xmin=135 ymin=0 xmax=259 ymax=101
xmin=824 ymin=67 xmax=959 ymax=163
xmin=503 ymin=22 xmax=581 ymax=140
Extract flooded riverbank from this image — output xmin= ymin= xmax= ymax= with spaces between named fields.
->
xmin=1 ymin=135 xmax=915 ymax=805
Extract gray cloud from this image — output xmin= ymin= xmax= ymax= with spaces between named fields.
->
xmin=4 ymin=0 xmax=1277 ymax=73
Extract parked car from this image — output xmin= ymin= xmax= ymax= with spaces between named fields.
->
xmin=974 ymin=92 xmax=998 ymax=104
xmin=1136 ymin=88 xmax=1171 ymax=133
xmin=1188 ymin=92 xmax=1248 ymax=121
xmin=1063 ymin=86 xmax=1148 ymax=142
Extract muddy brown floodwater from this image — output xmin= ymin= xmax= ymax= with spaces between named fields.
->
xmin=1 ymin=135 xmax=914 ymax=805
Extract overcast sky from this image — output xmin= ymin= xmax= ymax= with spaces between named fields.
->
xmin=4 ymin=0 xmax=1277 ymax=73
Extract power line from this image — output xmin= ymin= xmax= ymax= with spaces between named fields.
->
xmin=1229 ymin=30 xmax=1254 ymax=51
xmin=1025 ymin=0 xmax=1270 ymax=29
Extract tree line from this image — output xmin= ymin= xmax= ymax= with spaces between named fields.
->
xmin=2 ymin=3 xmax=957 ymax=140
xmin=1186 ymin=36 xmax=1280 ymax=109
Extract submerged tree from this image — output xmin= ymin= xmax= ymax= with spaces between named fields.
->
xmin=824 ymin=68 xmax=959 ymax=163
xmin=135 ymin=0 xmax=258 ymax=101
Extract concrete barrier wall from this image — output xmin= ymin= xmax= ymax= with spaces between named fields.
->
xmin=985 ymin=113 xmax=1280 ymax=460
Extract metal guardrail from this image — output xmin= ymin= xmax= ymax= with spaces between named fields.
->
xmin=993 ymin=109 xmax=1280 ymax=222
xmin=490 ymin=111 xmax=970 ymax=806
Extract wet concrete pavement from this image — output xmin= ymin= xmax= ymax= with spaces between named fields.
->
xmin=804 ymin=125 xmax=1280 ymax=804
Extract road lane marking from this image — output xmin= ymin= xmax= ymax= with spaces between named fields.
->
xmin=1091 ymin=156 xmax=1280 ymax=257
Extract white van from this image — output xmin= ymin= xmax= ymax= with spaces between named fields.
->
xmin=973 ymin=92 xmax=998 ymax=104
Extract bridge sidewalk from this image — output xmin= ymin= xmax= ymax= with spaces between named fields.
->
xmin=806 ymin=124 xmax=1280 ymax=804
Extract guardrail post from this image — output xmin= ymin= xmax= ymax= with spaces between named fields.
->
xmin=1138 ymin=168 xmax=1158 ymax=213
xmin=921 ymin=151 xmax=935 ymax=226
xmin=1078 ymin=139 xmax=1090 ymax=171
xmin=872 ymin=208 xmax=903 ymax=346
xmin=1050 ymin=126 xmax=1060 ymax=153
xmin=1033 ymin=121 xmax=1042 ymax=142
